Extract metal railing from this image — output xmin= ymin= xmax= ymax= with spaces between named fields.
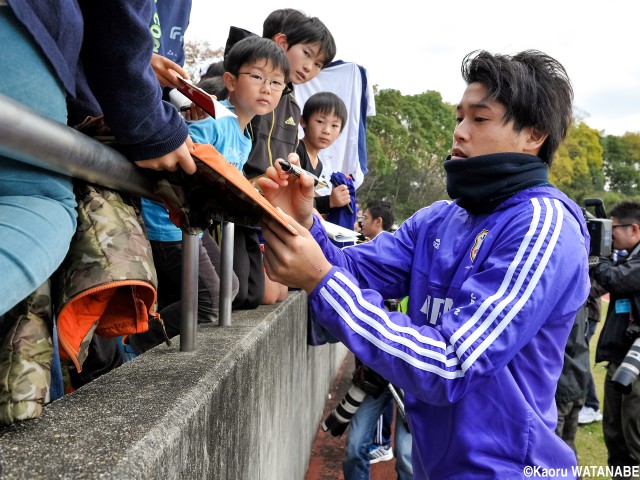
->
xmin=0 ymin=93 xmax=234 ymax=351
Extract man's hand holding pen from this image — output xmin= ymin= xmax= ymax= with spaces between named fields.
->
xmin=277 ymin=158 xmax=328 ymax=189
xmin=258 ymin=153 xmax=316 ymax=230
xmin=258 ymin=153 xmax=331 ymax=293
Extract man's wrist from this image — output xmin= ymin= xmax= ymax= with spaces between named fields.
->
xmin=300 ymin=214 xmax=314 ymax=231
xmin=302 ymin=261 xmax=333 ymax=295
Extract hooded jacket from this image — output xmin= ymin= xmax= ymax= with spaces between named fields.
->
xmin=306 ymin=183 xmax=590 ymax=479
xmin=9 ymin=0 xmax=188 ymax=160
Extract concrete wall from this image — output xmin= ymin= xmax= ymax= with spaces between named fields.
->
xmin=0 ymin=291 xmax=347 ymax=479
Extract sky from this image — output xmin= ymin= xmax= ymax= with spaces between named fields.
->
xmin=187 ymin=0 xmax=640 ymax=137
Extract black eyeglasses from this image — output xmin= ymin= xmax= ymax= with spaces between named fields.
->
xmin=612 ymin=224 xmax=633 ymax=229
xmin=237 ymin=72 xmax=285 ymax=91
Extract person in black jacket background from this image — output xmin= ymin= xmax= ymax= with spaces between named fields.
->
xmin=591 ymin=201 xmax=640 ymax=475
xmin=555 ymin=304 xmax=590 ymax=457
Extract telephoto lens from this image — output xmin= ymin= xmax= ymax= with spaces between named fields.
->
xmin=612 ymin=337 xmax=640 ymax=394
xmin=321 ymin=384 xmax=367 ymax=437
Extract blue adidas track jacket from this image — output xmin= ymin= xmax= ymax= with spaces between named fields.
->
xmin=308 ymin=186 xmax=590 ymax=479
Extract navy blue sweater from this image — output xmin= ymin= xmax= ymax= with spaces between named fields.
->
xmin=8 ymin=0 xmax=188 ymax=161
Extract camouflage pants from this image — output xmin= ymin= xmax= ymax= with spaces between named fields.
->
xmin=0 ymin=280 xmax=53 ymax=426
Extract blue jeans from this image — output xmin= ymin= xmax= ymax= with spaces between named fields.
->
xmin=373 ymin=399 xmax=394 ymax=446
xmin=0 ymin=8 xmax=77 ymax=316
xmin=343 ymin=389 xmax=413 ymax=480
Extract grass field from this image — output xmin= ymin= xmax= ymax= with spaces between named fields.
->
xmin=574 ymin=300 xmax=609 ymax=480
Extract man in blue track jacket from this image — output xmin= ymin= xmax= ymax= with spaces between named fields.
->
xmin=258 ymin=50 xmax=590 ymax=479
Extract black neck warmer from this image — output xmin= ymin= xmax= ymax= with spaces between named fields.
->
xmin=443 ymin=152 xmax=551 ymax=214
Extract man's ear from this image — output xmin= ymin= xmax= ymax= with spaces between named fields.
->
xmin=273 ymin=33 xmax=288 ymax=49
xmin=223 ymin=71 xmax=236 ymax=93
xmin=299 ymin=116 xmax=307 ymax=129
xmin=525 ymin=128 xmax=548 ymax=154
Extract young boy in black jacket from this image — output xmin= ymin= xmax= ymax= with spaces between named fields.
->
xmin=296 ymin=92 xmax=351 ymax=215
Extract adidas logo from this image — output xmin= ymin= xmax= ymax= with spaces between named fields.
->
xmin=284 ymin=116 xmax=296 ymax=126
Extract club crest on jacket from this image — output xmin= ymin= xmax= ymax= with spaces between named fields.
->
xmin=470 ymin=230 xmax=489 ymax=262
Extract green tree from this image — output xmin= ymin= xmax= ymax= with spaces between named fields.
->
xmin=550 ymin=121 xmax=604 ymax=203
xmin=361 ymin=88 xmax=455 ymax=220
xmin=601 ymin=132 xmax=640 ymax=195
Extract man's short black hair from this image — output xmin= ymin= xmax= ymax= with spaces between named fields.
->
xmin=302 ymin=92 xmax=348 ymax=132
xmin=610 ymin=201 xmax=640 ymax=225
xmin=224 ymin=36 xmax=289 ymax=79
xmin=367 ymin=200 xmax=395 ymax=232
xmin=461 ymin=50 xmax=573 ymax=165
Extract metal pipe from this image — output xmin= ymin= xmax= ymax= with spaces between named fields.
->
xmin=0 ymin=93 xmax=158 ymax=200
xmin=387 ymin=384 xmax=408 ymax=427
xmin=180 ymin=233 xmax=200 ymax=351
xmin=218 ymin=222 xmax=235 ymax=326
xmin=0 ymin=93 xmax=213 ymax=352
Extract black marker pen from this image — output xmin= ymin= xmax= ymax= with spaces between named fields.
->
xmin=278 ymin=159 xmax=328 ymax=189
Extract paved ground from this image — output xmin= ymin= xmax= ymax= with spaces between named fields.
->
xmin=305 ymin=352 xmax=397 ymax=480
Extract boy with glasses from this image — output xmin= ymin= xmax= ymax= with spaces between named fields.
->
xmin=188 ymin=36 xmax=289 ymax=172
xmin=258 ymin=50 xmax=591 ymax=478
xmin=126 ymin=36 xmax=289 ymax=356
xmin=222 ymin=10 xmax=336 ymax=309
xmin=188 ymin=36 xmax=291 ymax=311
xmin=225 ymin=9 xmax=337 ymax=180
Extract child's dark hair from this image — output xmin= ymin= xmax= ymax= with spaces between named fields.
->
xmin=366 ymin=200 xmax=395 ymax=232
xmin=276 ymin=15 xmax=336 ymax=67
xmin=262 ymin=9 xmax=306 ymax=40
xmin=224 ymin=36 xmax=289 ymax=79
xmin=197 ymin=76 xmax=227 ymax=100
xmin=201 ymin=61 xmax=224 ymax=80
xmin=461 ymin=50 xmax=573 ymax=165
xmin=302 ymin=92 xmax=347 ymax=132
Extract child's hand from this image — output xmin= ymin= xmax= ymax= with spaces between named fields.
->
xmin=135 ymin=135 xmax=196 ymax=174
xmin=180 ymin=103 xmax=209 ymax=121
xmin=151 ymin=53 xmax=189 ymax=89
xmin=329 ymin=184 xmax=351 ymax=208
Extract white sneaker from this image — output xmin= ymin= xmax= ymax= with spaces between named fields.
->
xmin=578 ymin=406 xmax=603 ymax=424
xmin=369 ymin=444 xmax=393 ymax=464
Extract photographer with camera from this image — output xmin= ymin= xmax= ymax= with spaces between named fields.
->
xmin=322 ymin=357 xmax=412 ymax=479
xmin=329 ymin=200 xmax=412 ymax=479
xmin=591 ymin=201 xmax=640 ymax=475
